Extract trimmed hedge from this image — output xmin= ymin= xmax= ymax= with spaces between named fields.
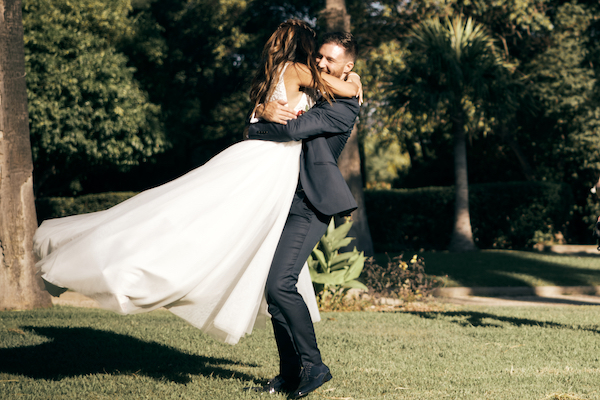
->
xmin=36 ymin=192 xmax=138 ymax=223
xmin=365 ymin=182 xmax=574 ymax=251
xmin=36 ymin=182 xmax=574 ymax=251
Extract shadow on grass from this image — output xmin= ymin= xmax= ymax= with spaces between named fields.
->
xmin=0 ymin=326 xmax=258 ymax=383
xmin=413 ymin=251 xmax=600 ymax=287
xmin=490 ymin=296 xmax=600 ymax=306
xmin=406 ymin=311 xmax=600 ymax=334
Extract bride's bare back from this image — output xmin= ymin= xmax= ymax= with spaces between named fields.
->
xmin=283 ymin=62 xmax=360 ymax=110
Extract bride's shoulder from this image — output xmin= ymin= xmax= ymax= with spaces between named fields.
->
xmin=283 ymin=63 xmax=315 ymax=94
xmin=284 ymin=62 xmax=311 ymax=79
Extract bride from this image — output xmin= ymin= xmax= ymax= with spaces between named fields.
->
xmin=33 ymin=19 xmax=360 ymax=345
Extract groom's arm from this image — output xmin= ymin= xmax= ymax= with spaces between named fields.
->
xmin=247 ymin=97 xmax=359 ymax=142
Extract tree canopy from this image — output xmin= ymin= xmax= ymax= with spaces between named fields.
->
xmin=24 ymin=0 xmax=600 ymax=243
xmin=24 ymin=0 xmax=166 ymax=195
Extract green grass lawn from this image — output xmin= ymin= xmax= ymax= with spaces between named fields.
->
xmin=375 ymin=250 xmax=600 ymax=288
xmin=2 ymin=305 xmax=600 ymax=400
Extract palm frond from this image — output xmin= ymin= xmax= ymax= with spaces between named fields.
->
xmin=404 ymin=14 xmax=517 ymax=106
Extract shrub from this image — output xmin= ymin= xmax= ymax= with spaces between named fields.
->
xmin=361 ymin=254 xmax=441 ymax=301
xmin=35 ymin=192 xmax=137 ymax=223
xmin=315 ymin=288 xmax=373 ymax=312
xmin=365 ymin=181 xmax=574 ymax=251
xmin=308 ymin=219 xmax=366 ymax=293
xmin=308 ymin=219 xmax=369 ymax=311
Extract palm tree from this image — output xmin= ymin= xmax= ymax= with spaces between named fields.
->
xmin=397 ymin=16 xmax=515 ymax=252
xmin=0 ymin=0 xmax=51 ymax=309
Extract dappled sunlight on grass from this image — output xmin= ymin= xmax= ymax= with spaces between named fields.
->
xmin=491 ymin=270 xmax=557 ymax=287
xmin=402 ymin=250 xmax=600 ymax=287
xmin=2 ymin=306 xmax=600 ymax=399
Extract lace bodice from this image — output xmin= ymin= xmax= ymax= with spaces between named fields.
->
xmin=269 ymin=63 xmax=317 ymax=114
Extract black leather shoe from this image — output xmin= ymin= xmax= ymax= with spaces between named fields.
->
xmin=291 ymin=362 xmax=332 ymax=398
xmin=245 ymin=375 xmax=298 ymax=394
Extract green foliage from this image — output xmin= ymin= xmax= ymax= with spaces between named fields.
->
xmin=353 ymin=1 xmax=556 ymax=188
xmin=526 ymin=3 xmax=594 ymax=117
xmin=365 ymin=182 xmax=574 ymax=251
xmin=35 ymin=192 xmax=137 ymax=223
xmin=356 ymin=10 xmax=529 ymax=192
xmin=77 ymin=0 xmax=327 ymax=193
xmin=308 ymin=219 xmax=367 ymax=293
xmin=314 ymin=288 xmax=372 ymax=312
xmin=514 ymin=2 xmax=600 ymax=241
xmin=24 ymin=0 xmax=329 ymax=196
xmin=408 ymin=15 xmax=510 ymax=102
xmin=23 ymin=0 xmax=166 ymax=196
xmin=120 ymin=0 xmax=304 ymax=168
xmin=132 ymin=0 xmax=254 ymax=150
xmin=21 ymin=0 xmax=600 ymax=245
xmin=523 ymin=1 xmax=598 ymax=177
xmin=391 ymin=15 xmax=519 ymax=147
xmin=352 ymin=2 xmax=600 ymax=246
xmin=364 ymin=135 xmax=410 ymax=186
xmin=361 ymin=254 xmax=440 ymax=300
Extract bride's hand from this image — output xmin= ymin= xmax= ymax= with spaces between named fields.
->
xmin=346 ymin=72 xmax=363 ymax=105
xmin=257 ymin=99 xmax=298 ymax=125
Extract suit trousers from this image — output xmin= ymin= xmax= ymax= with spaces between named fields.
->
xmin=266 ymin=190 xmax=330 ymax=377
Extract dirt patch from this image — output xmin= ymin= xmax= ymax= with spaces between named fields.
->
xmin=51 ymin=292 xmax=100 ymax=308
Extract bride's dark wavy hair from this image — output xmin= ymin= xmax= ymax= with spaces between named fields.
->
xmin=249 ymin=19 xmax=332 ymax=110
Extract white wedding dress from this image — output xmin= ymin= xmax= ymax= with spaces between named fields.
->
xmin=33 ymin=64 xmax=320 ymax=345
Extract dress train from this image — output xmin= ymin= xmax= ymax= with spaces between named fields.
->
xmin=34 ymin=140 xmax=319 ymax=344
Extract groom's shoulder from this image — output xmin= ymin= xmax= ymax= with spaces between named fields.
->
xmin=315 ymin=96 xmax=360 ymax=113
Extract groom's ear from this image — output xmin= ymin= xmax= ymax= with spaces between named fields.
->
xmin=343 ymin=61 xmax=354 ymax=75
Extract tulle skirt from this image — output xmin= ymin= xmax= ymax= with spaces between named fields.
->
xmin=33 ymin=139 xmax=320 ymax=344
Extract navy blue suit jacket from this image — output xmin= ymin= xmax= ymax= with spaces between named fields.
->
xmin=247 ymin=97 xmax=359 ymax=217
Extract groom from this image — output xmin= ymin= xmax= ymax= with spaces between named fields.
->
xmin=247 ymin=32 xmax=360 ymax=398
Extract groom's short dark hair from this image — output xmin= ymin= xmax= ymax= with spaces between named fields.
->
xmin=320 ymin=32 xmax=357 ymax=62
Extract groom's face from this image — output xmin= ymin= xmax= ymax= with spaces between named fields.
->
xmin=316 ymin=43 xmax=354 ymax=79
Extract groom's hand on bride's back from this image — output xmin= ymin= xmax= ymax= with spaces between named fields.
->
xmin=247 ymin=97 xmax=359 ymax=143
xmin=257 ymin=100 xmax=298 ymax=125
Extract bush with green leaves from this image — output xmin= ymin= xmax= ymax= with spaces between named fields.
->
xmin=308 ymin=219 xmax=366 ymax=295
xmin=361 ymin=254 xmax=440 ymax=301
xmin=365 ymin=181 xmax=574 ymax=251
xmin=23 ymin=0 xmax=166 ymax=196
xmin=35 ymin=192 xmax=137 ymax=223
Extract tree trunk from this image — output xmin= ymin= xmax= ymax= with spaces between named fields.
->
xmin=336 ymin=125 xmax=374 ymax=255
xmin=320 ymin=0 xmax=351 ymax=32
xmin=321 ymin=0 xmax=374 ymax=256
xmin=449 ymin=108 xmax=477 ymax=252
xmin=0 ymin=0 xmax=51 ymax=310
